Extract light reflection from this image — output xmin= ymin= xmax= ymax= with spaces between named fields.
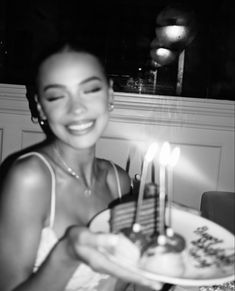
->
xmin=127 ymin=139 xmax=214 ymax=189
xmin=169 ymin=147 xmax=180 ymax=168
xmin=156 ymin=48 xmax=172 ymax=58
xmin=159 ymin=141 xmax=171 ymax=166
xmin=156 ymin=25 xmax=189 ymax=42
xmin=174 ymin=155 xmax=214 ymax=188
xmin=145 ymin=142 xmax=158 ymax=162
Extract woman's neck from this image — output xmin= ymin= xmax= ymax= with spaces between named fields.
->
xmin=53 ymin=141 xmax=97 ymax=185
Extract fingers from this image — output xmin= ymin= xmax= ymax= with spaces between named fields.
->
xmin=78 ymin=230 xmax=139 ymax=258
xmin=93 ymin=232 xmax=141 ymax=265
xmin=67 ymin=227 xmax=163 ymax=290
xmin=80 ymin=247 xmax=162 ymax=290
xmin=93 ymin=232 xmax=119 ymax=251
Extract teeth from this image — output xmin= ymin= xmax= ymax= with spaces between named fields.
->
xmin=68 ymin=121 xmax=93 ymax=131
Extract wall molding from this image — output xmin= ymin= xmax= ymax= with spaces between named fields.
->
xmin=113 ymin=92 xmax=235 ymax=131
xmin=0 ymin=83 xmax=28 ymax=115
xmin=0 ymin=83 xmax=234 ymax=131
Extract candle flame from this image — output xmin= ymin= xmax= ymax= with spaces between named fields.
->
xmin=145 ymin=142 xmax=158 ymax=162
xmin=159 ymin=141 xmax=171 ymax=166
xmin=169 ymin=147 xmax=180 ymax=168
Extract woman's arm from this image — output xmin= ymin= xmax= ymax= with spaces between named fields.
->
xmin=0 ymin=157 xmax=79 ymax=291
xmin=0 ymin=157 xmax=162 ymax=291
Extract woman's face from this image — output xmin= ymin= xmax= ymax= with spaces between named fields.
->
xmin=36 ymin=51 xmax=113 ymax=149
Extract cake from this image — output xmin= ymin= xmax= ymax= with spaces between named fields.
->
xmin=140 ymin=232 xmax=186 ymax=277
xmin=110 ymin=196 xmax=159 ymax=236
xmin=109 ymin=182 xmax=186 ymax=276
xmin=110 ymin=183 xmax=160 ymax=248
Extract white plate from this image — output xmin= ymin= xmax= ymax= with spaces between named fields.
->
xmin=89 ymin=207 xmax=235 ymax=286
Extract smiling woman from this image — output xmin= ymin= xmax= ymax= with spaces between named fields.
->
xmin=1 ymin=40 xmax=166 ymax=291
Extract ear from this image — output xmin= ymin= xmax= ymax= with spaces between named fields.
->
xmin=34 ymin=94 xmax=47 ymax=120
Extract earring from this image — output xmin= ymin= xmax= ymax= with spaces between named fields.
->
xmin=39 ymin=119 xmax=46 ymax=126
xmin=108 ymin=103 xmax=114 ymax=112
xmin=31 ymin=116 xmax=38 ymax=124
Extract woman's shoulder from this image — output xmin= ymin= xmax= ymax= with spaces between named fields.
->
xmin=0 ymin=141 xmax=50 ymax=177
xmin=13 ymin=151 xmax=52 ymax=179
xmin=0 ymin=151 xmax=52 ymax=205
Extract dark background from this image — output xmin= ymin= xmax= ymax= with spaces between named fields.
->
xmin=0 ymin=0 xmax=234 ymax=99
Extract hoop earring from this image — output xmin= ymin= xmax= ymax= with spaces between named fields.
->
xmin=108 ymin=103 xmax=114 ymax=112
xmin=31 ymin=116 xmax=38 ymax=124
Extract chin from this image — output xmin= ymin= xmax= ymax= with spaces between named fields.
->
xmin=69 ymin=135 xmax=100 ymax=150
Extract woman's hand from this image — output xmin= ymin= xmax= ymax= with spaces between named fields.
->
xmin=64 ymin=226 xmax=163 ymax=290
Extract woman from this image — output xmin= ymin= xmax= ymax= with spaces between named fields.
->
xmin=0 ymin=41 xmax=162 ymax=291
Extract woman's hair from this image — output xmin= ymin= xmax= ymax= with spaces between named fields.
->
xmin=32 ymin=40 xmax=109 ymax=92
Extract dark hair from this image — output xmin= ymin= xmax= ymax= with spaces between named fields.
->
xmin=32 ymin=40 xmax=108 ymax=92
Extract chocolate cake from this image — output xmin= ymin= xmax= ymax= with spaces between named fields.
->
xmin=109 ymin=182 xmax=187 ymax=276
xmin=110 ymin=183 xmax=160 ymax=238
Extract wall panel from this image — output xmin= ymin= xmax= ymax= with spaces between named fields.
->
xmin=21 ymin=131 xmax=45 ymax=149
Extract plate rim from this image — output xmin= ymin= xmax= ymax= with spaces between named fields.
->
xmin=89 ymin=208 xmax=235 ymax=286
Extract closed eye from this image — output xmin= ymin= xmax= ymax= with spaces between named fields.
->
xmin=83 ymin=87 xmax=102 ymax=94
xmin=47 ymin=95 xmax=65 ymax=101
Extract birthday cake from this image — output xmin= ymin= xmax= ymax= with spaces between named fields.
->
xmin=110 ymin=184 xmax=159 ymax=237
xmin=139 ymin=231 xmax=186 ymax=277
xmin=109 ymin=182 xmax=187 ymax=277
xmin=109 ymin=142 xmax=187 ymax=276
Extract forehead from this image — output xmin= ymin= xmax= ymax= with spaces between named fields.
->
xmin=37 ymin=51 xmax=106 ymax=86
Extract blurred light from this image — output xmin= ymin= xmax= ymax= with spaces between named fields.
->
xmin=156 ymin=25 xmax=188 ymax=42
xmin=174 ymin=155 xmax=215 ymax=188
xmin=169 ymin=147 xmax=181 ymax=168
xmin=145 ymin=142 xmax=158 ymax=162
xmin=156 ymin=48 xmax=172 ymax=57
xmin=159 ymin=141 xmax=171 ymax=166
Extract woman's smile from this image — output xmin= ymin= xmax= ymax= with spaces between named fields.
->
xmin=66 ymin=120 xmax=95 ymax=135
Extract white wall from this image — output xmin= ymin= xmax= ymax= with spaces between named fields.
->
xmin=0 ymin=83 xmax=234 ymax=210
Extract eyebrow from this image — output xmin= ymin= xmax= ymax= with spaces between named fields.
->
xmin=43 ymin=76 xmax=103 ymax=92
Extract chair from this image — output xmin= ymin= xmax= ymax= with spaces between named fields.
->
xmin=200 ymin=191 xmax=235 ymax=234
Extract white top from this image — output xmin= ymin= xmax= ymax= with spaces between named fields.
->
xmin=19 ymin=152 xmax=122 ymax=291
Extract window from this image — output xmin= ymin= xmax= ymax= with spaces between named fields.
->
xmin=0 ymin=0 xmax=234 ymax=100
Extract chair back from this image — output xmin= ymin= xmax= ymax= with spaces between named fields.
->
xmin=200 ymin=191 xmax=235 ymax=234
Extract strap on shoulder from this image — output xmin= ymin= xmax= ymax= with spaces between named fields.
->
xmin=18 ymin=152 xmax=56 ymax=228
xmin=109 ymin=161 xmax=122 ymax=199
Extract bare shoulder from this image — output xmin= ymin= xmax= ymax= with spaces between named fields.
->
xmin=98 ymin=158 xmax=131 ymax=198
xmin=3 ymin=152 xmax=51 ymax=193
xmin=0 ymin=152 xmax=53 ymax=288
xmin=0 ymin=152 xmax=52 ymax=224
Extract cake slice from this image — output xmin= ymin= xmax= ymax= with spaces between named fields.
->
xmin=110 ymin=183 xmax=160 ymax=239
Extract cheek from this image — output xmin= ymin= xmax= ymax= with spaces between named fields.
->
xmin=43 ymin=106 xmax=63 ymax=123
xmin=90 ymin=98 xmax=109 ymax=114
xmin=40 ymin=99 xmax=64 ymax=117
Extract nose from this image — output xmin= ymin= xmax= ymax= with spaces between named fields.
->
xmin=68 ymin=95 xmax=86 ymax=116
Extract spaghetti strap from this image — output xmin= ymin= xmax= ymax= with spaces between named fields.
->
xmin=109 ymin=161 xmax=122 ymax=199
xmin=18 ymin=152 xmax=56 ymax=228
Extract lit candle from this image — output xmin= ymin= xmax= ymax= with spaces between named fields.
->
xmin=159 ymin=142 xmax=171 ymax=236
xmin=167 ymin=146 xmax=180 ymax=236
xmin=133 ymin=142 xmax=158 ymax=231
